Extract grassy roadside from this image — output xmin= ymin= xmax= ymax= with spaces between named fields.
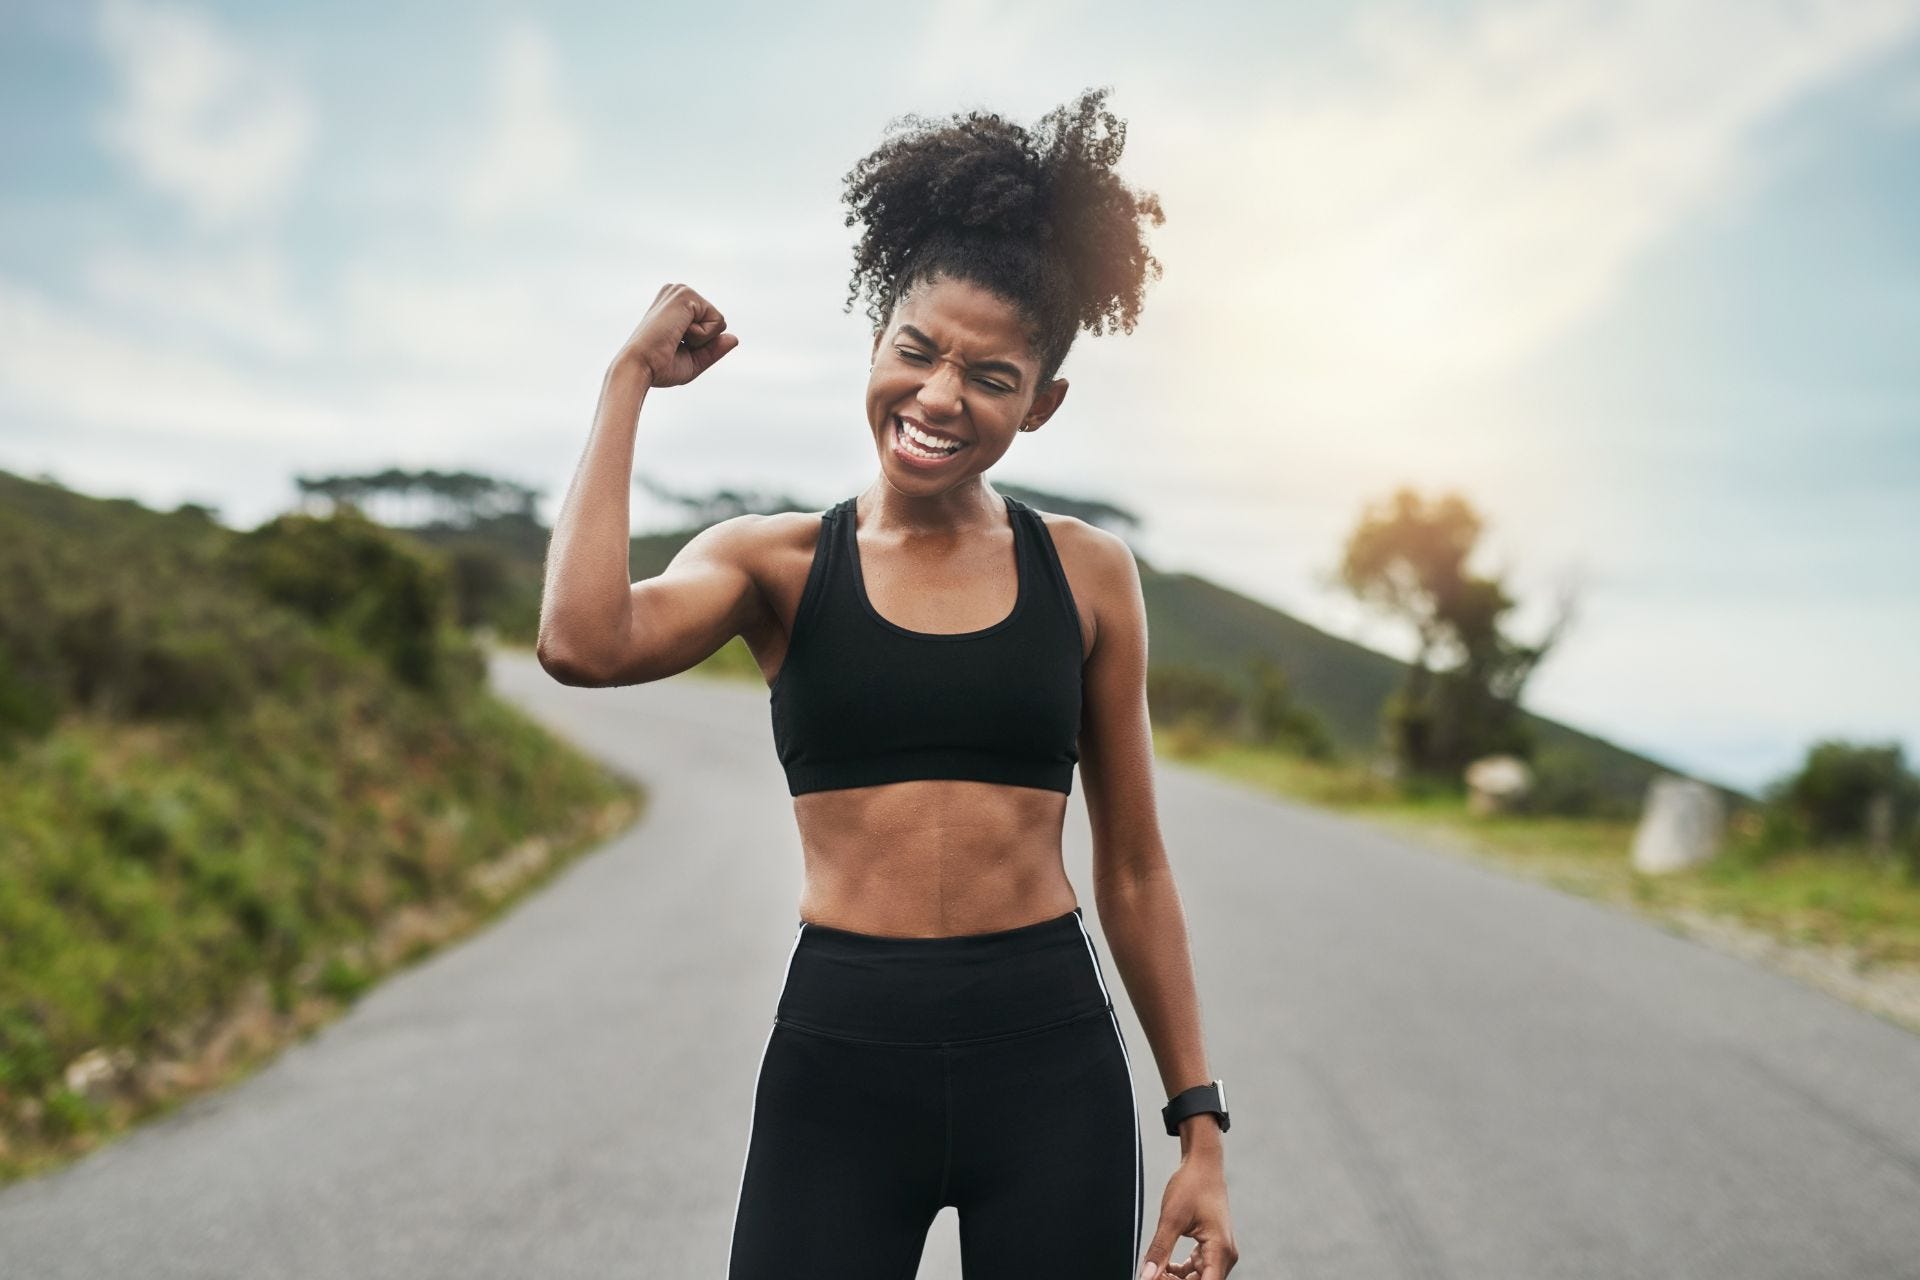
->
xmin=0 ymin=673 xmax=644 ymax=1187
xmin=0 ymin=470 xmax=664 ymax=1185
xmin=1159 ymin=732 xmax=1920 ymax=1033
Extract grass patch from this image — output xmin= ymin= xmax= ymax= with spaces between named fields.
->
xmin=0 ymin=667 xmax=642 ymax=1185
xmin=1158 ymin=729 xmax=1920 ymax=970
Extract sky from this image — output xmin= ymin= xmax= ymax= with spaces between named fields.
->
xmin=1 ymin=0 xmax=1916 ymax=796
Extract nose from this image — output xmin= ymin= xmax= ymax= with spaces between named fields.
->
xmin=916 ymin=358 xmax=965 ymax=417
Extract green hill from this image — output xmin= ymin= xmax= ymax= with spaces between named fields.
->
xmin=0 ymin=470 xmax=640 ymax=1181
xmin=1136 ymin=565 xmax=1713 ymax=807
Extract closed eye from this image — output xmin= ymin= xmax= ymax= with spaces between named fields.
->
xmin=894 ymin=349 xmax=1011 ymax=393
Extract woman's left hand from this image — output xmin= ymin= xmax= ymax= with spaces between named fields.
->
xmin=1138 ymin=1150 xmax=1238 ymax=1279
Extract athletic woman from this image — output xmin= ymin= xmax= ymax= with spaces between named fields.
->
xmin=537 ymin=88 xmax=1237 ymax=1280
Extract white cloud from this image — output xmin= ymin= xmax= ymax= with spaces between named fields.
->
xmin=1141 ymin=0 xmax=1920 ymax=431
xmin=906 ymin=0 xmax=1094 ymax=99
xmin=0 ymin=277 xmax=340 ymax=443
xmin=80 ymin=241 xmax=319 ymax=358
xmin=91 ymin=0 xmax=316 ymax=230
xmin=337 ymin=265 xmax=559 ymax=375
xmin=455 ymin=18 xmax=583 ymax=228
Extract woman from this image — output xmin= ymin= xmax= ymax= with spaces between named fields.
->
xmin=537 ymin=87 xmax=1237 ymax=1280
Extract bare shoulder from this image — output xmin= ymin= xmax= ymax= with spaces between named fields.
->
xmin=675 ymin=507 xmax=824 ymax=574
xmin=753 ymin=507 xmax=833 ymax=570
xmin=1031 ymin=509 xmax=1141 ymax=653
xmin=724 ymin=507 xmax=837 ymax=635
xmin=1034 ymin=509 xmax=1139 ymax=588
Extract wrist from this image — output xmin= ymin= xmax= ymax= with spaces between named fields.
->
xmin=1178 ymin=1113 xmax=1225 ymax=1160
xmin=607 ymin=347 xmax=655 ymax=391
xmin=1161 ymin=1078 xmax=1230 ymax=1141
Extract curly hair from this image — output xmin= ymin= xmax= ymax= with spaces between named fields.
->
xmin=840 ymin=85 xmax=1165 ymax=388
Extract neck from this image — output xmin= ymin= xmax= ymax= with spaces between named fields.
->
xmin=859 ymin=478 xmax=1003 ymax=537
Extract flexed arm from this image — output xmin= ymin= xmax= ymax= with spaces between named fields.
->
xmin=537 ymin=284 xmax=747 ymax=686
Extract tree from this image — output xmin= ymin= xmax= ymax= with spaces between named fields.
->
xmin=1337 ymin=487 xmax=1574 ymax=780
xmin=294 ymin=468 xmax=543 ymax=529
xmin=1771 ymin=739 xmax=1920 ymax=848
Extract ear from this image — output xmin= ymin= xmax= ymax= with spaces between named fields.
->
xmin=870 ymin=328 xmax=884 ymax=362
xmin=1019 ymin=377 xmax=1069 ymax=433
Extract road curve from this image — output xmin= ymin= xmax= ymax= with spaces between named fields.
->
xmin=3 ymin=649 xmax=1918 ymax=1278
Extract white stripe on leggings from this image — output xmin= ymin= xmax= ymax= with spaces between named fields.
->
xmin=724 ymin=920 xmax=810 ymax=1279
xmin=1072 ymin=910 xmax=1143 ymax=1270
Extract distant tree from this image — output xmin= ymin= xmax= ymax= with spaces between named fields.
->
xmin=295 ymin=468 xmax=542 ymax=529
xmin=226 ymin=508 xmax=476 ymax=694
xmin=445 ymin=544 xmax=512 ymax=629
xmin=1768 ymin=739 xmax=1920 ymax=847
xmin=634 ymin=474 xmax=819 ymax=524
xmin=1146 ymin=664 xmax=1244 ymax=735
xmin=1337 ymin=487 xmax=1575 ymax=780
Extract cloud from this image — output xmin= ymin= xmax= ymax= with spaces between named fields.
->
xmin=91 ymin=0 xmax=316 ymax=230
xmin=0 ymin=276 xmax=341 ymax=443
xmin=1143 ymin=0 xmax=1920 ymax=429
xmin=80 ymin=241 xmax=319 ymax=358
xmin=455 ymin=18 xmax=584 ymax=227
xmin=906 ymin=0 xmax=1094 ymax=99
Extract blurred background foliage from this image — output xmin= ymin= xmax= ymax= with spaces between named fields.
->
xmin=0 ymin=469 xmax=636 ymax=1172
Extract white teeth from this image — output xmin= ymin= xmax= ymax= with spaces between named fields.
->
xmin=897 ymin=417 xmax=962 ymax=458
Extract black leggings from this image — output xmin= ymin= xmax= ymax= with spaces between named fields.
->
xmin=726 ymin=906 xmax=1144 ymax=1279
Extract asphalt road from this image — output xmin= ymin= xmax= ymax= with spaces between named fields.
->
xmin=4 ymin=649 xmax=1919 ymax=1279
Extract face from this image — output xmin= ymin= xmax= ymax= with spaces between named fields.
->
xmin=865 ymin=273 xmax=1068 ymax=493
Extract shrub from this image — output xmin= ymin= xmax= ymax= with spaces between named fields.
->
xmin=1512 ymin=745 xmax=1631 ymax=819
xmin=1769 ymin=739 xmax=1920 ymax=846
xmin=1246 ymin=655 xmax=1337 ymax=760
xmin=1147 ymin=665 xmax=1244 ymax=736
xmin=224 ymin=510 xmax=480 ymax=697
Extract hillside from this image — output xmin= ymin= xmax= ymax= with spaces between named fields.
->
xmin=0 ymin=470 xmax=641 ymax=1181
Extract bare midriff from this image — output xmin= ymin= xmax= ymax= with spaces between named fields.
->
xmin=791 ymin=779 xmax=1079 ymax=938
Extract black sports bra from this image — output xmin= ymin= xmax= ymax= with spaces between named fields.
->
xmin=769 ymin=494 xmax=1085 ymax=796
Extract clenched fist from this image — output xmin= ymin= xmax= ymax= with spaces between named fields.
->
xmin=614 ymin=283 xmax=739 ymax=387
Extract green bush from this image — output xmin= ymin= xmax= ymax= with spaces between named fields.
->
xmin=318 ymin=957 xmax=373 ymax=1003
xmin=0 ymin=648 xmax=59 ymax=749
xmin=0 ymin=510 xmax=245 ymax=731
xmin=223 ymin=509 xmax=482 ymax=697
xmin=1147 ymin=664 xmax=1244 ymax=735
xmin=1246 ymin=656 xmax=1337 ymax=760
xmin=444 ymin=542 xmax=514 ymax=630
xmin=1769 ymin=739 xmax=1919 ymax=846
xmin=1513 ymin=745 xmax=1634 ymax=819
xmin=39 ymin=1089 xmax=102 ymax=1140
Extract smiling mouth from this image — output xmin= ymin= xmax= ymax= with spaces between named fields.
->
xmin=893 ymin=414 xmax=968 ymax=461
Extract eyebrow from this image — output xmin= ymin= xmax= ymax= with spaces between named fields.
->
xmin=895 ymin=324 xmax=1025 ymax=384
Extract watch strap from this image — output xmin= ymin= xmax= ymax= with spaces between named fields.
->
xmin=1161 ymin=1079 xmax=1230 ymax=1136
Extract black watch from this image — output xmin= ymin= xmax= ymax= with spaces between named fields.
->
xmin=1161 ymin=1079 xmax=1230 ymax=1136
